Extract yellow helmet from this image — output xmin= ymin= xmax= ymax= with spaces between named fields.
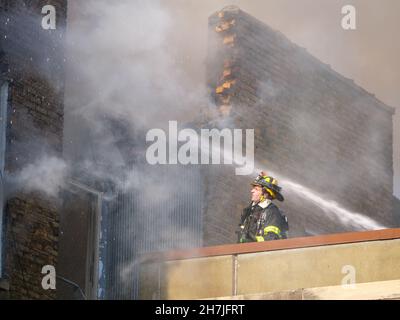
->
xmin=251 ymin=174 xmax=284 ymax=201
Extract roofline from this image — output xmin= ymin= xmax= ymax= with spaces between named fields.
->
xmin=209 ymin=6 xmax=396 ymax=115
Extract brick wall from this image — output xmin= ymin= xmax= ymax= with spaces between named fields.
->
xmin=204 ymin=6 xmax=395 ymax=246
xmin=0 ymin=0 xmax=67 ymax=299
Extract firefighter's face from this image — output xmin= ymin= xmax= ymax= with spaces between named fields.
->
xmin=251 ymin=185 xmax=263 ymax=202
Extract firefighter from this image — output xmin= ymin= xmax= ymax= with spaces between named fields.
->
xmin=237 ymin=172 xmax=288 ymax=243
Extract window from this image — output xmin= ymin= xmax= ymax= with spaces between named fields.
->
xmin=0 ymin=81 xmax=9 ymax=277
xmin=58 ymin=180 xmax=102 ymax=299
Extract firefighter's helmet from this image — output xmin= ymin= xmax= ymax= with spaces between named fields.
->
xmin=251 ymin=173 xmax=284 ymax=201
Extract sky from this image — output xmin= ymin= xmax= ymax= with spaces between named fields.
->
xmin=67 ymin=0 xmax=400 ymax=197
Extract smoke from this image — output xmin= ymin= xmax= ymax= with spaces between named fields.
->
xmin=7 ymin=155 xmax=68 ymax=198
xmin=64 ymin=0 xmax=211 ymax=295
xmin=65 ymin=0 xmax=210 ymax=190
xmin=4 ymin=109 xmax=68 ymax=200
xmin=64 ymin=0 xmax=213 ymax=187
xmin=66 ymin=0 xmax=207 ymax=130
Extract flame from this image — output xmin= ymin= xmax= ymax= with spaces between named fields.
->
xmin=215 ymin=19 xmax=235 ymax=33
xmin=223 ymin=34 xmax=235 ymax=45
xmin=223 ymin=79 xmax=235 ymax=88
xmin=215 ymin=79 xmax=235 ymax=94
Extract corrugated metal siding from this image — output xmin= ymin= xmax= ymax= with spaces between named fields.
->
xmin=103 ymin=164 xmax=204 ymax=299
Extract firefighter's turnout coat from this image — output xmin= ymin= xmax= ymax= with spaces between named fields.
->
xmin=238 ymin=199 xmax=288 ymax=243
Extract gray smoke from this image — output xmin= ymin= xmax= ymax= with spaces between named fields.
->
xmin=64 ymin=0 xmax=210 ymax=292
xmin=65 ymin=0 xmax=209 ymax=194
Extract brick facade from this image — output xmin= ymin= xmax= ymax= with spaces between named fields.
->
xmin=0 ymin=0 xmax=67 ymax=299
xmin=204 ymin=6 xmax=395 ymax=246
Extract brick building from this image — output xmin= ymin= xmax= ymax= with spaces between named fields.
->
xmin=0 ymin=0 xmax=67 ymax=299
xmin=203 ymin=6 xmax=396 ymax=246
